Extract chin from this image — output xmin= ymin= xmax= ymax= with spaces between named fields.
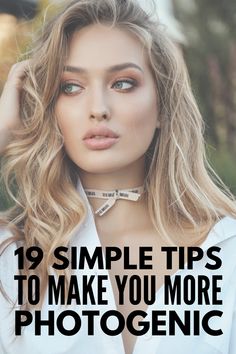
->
xmin=69 ymin=150 xmax=143 ymax=175
xmin=77 ymin=163 xmax=123 ymax=175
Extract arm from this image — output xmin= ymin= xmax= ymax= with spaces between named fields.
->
xmin=0 ymin=60 xmax=28 ymax=154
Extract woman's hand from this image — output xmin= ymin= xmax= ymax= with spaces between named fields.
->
xmin=0 ymin=60 xmax=29 ymax=153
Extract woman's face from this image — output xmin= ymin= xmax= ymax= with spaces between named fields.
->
xmin=55 ymin=24 xmax=159 ymax=175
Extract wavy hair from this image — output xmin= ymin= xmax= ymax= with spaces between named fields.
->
xmin=1 ymin=0 xmax=236 ymax=306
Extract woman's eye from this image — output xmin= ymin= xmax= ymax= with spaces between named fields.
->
xmin=112 ymin=79 xmax=137 ymax=91
xmin=61 ymin=83 xmax=82 ymax=95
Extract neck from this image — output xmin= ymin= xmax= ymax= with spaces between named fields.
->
xmin=78 ymin=157 xmax=152 ymax=235
xmin=78 ymin=157 xmax=146 ymax=191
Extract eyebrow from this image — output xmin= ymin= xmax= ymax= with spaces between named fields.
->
xmin=63 ymin=62 xmax=144 ymax=74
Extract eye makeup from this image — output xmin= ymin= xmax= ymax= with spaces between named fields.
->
xmin=60 ymin=77 xmax=139 ymax=95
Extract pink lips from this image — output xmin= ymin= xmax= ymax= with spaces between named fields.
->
xmin=83 ymin=126 xmax=120 ymax=150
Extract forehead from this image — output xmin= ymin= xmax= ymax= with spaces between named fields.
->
xmin=66 ymin=23 xmax=149 ymax=70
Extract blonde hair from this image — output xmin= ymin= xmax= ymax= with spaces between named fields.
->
xmin=1 ymin=0 xmax=236 ymax=305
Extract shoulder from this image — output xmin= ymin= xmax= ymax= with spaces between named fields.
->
xmin=213 ymin=215 xmax=236 ymax=237
xmin=213 ymin=216 xmax=236 ymax=256
xmin=201 ymin=216 xmax=236 ymax=276
xmin=0 ymin=227 xmax=19 ymax=295
xmin=0 ymin=226 xmax=18 ymax=262
xmin=203 ymin=216 xmax=236 ymax=249
xmin=0 ymin=225 xmax=14 ymax=242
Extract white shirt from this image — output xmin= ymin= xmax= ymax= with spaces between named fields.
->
xmin=0 ymin=179 xmax=236 ymax=354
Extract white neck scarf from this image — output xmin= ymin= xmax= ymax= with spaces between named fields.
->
xmin=84 ymin=186 xmax=145 ymax=216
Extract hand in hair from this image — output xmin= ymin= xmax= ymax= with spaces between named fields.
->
xmin=0 ymin=60 xmax=28 ymax=154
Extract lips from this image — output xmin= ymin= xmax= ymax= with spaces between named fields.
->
xmin=83 ymin=126 xmax=119 ymax=140
xmin=83 ymin=126 xmax=120 ymax=150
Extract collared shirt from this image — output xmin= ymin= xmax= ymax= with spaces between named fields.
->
xmin=0 ymin=179 xmax=236 ymax=354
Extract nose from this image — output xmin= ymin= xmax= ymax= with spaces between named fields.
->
xmin=89 ymin=87 xmax=111 ymax=121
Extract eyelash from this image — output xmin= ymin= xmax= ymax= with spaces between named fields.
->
xmin=60 ymin=79 xmax=138 ymax=95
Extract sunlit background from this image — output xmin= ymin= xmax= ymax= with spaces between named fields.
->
xmin=0 ymin=0 xmax=235 ymax=210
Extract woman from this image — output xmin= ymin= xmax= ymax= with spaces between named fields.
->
xmin=0 ymin=0 xmax=236 ymax=353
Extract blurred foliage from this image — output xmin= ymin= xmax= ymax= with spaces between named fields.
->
xmin=208 ymin=146 xmax=236 ymax=193
xmin=0 ymin=0 xmax=60 ymax=89
xmin=0 ymin=0 xmax=236 ymax=210
xmin=0 ymin=0 xmax=59 ymax=210
xmin=174 ymin=0 xmax=236 ymax=195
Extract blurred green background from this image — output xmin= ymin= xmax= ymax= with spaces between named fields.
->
xmin=0 ymin=0 xmax=235 ymax=210
xmin=174 ymin=0 xmax=236 ymax=194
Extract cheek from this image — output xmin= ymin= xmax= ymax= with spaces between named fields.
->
xmin=55 ymin=100 xmax=81 ymax=141
xmin=122 ymin=90 xmax=158 ymax=143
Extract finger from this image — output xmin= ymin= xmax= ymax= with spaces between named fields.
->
xmin=7 ymin=60 xmax=30 ymax=79
xmin=6 ymin=60 xmax=31 ymax=88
